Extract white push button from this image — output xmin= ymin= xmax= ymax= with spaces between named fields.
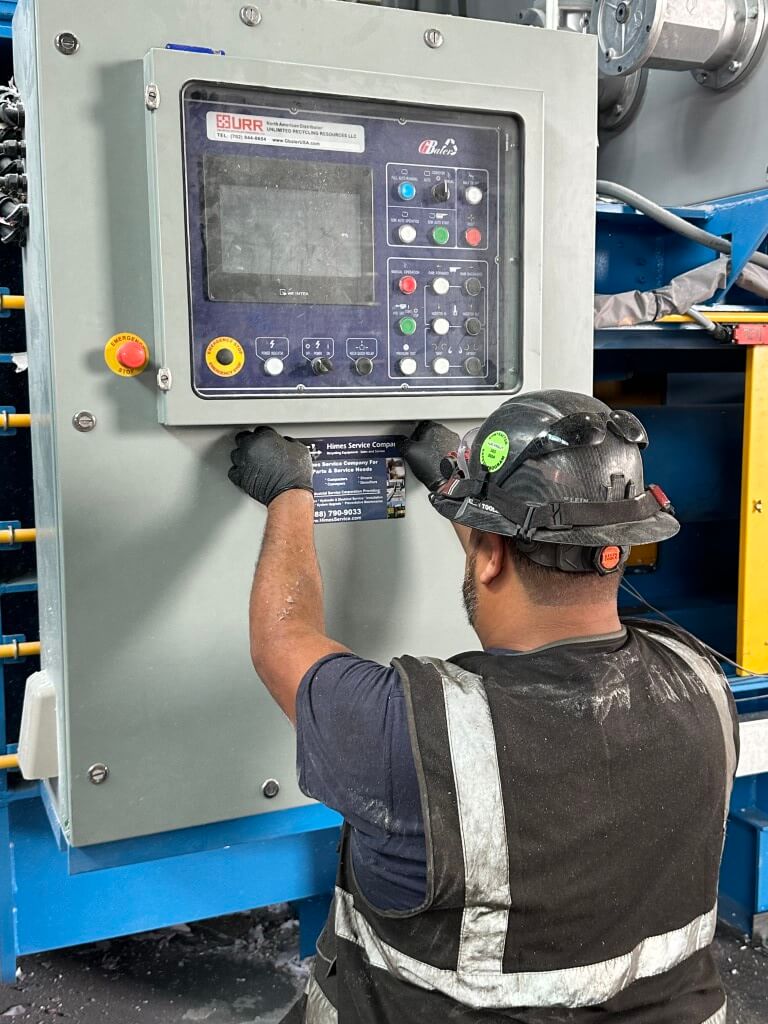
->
xmin=464 ymin=185 xmax=484 ymax=206
xmin=397 ymin=224 xmax=417 ymax=245
xmin=398 ymin=357 xmax=418 ymax=376
xmin=431 ymin=276 xmax=451 ymax=296
xmin=431 ymin=317 xmax=451 ymax=336
xmin=432 ymin=356 xmax=451 ymax=376
xmin=264 ymin=356 xmax=284 ymax=376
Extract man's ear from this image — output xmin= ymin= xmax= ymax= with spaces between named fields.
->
xmin=476 ymin=532 xmax=506 ymax=586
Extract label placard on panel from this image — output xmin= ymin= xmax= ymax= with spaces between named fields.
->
xmin=206 ymin=112 xmax=366 ymax=152
xmin=308 ymin=436 xmax=405 ymax=523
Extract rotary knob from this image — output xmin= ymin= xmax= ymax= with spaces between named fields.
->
xmin=311 ymin=357 xmax=333 ymax=375
xmin=264 ymin=356 xmax=284 ymax=376
xmin=431 ymin=317 xmax=451 ymax=336
xmin=398 ymin=357 xmax=418 ymax=377
xmin=432 ymin=356 xmax=451 ymax=376
xmin=432 ymin=179 xmax=451 ymax=202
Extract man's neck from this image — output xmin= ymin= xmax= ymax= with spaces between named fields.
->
xmin=479 ymin=607 xmax=622 ymax=653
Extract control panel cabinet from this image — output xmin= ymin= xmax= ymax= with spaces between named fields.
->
xmin=183 ymin=87 xmax=518 ymax=397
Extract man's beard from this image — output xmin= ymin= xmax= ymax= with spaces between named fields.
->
xmin=462 ymin=552 xmax=478 ymax=627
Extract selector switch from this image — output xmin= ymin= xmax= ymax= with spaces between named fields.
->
xmin=464 ymin=277 xmax=483 ymax=297
xmin=465 ymin=317 xmax=483 ymax=336
xmin=311 ymin=357 xmax=334 ymax=375
xmin=432 ymin=356 xmax=451 ymax=376
xmin=431 ymin=317 xmax=451 ymax=336
xmin=464 ymin=356 xmax=485 ymax=377
xmin=464 ymin=185 xmax=484 ymax=206
xmin=263 ymin=356 xmax=284 ymax=377
xmin=431 ymin=276 xmax=451 ymax=296
xmin=397 ymin=224 xmax=417 ymax=245
xmin=432 ymin=180 xmax=451 ymax=202
xmin=398 ymin=357 xmax=418 ymax=377
xmin=354 ymin=356 xmax=375 ymax=376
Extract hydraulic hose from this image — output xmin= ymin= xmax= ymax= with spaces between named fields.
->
xmin=596 ymin=180 xmax=768 ymax=271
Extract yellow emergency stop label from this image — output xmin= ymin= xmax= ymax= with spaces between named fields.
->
xmin=103 ymin=332 xmax=150 ymax=378
xmin=205 ymin=337 xmax=245 ymax=377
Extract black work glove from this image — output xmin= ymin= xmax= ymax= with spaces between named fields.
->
xmin=402 ymin=421 xmax=461 ymax=492
xmin=228 ymin=426 xmax=314 ymax=506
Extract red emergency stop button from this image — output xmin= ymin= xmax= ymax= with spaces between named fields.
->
xmin=464 ymin=227 xmax=483 ymax=248
xmin=116 ymin=340 xmax=148 ymax=369
xmin=398 ymin=275 xmax=418 ymax=295
xmin=104 ymin=332 xmax=150 ymax=377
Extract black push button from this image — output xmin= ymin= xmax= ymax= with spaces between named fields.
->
xmin=215 ymin=348 xmax=235 ymax=366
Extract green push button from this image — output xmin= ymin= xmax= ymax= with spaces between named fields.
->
xmin=431 ymin=225 xmax=450 ymax=246
xmin=399 ymin=316 xmax=418 ymax=336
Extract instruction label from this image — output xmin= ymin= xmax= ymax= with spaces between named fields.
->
xmin=307 ymin=436 xmax=405 ymax=524
xmin=206 ymin=112 xmax=365 ymax=153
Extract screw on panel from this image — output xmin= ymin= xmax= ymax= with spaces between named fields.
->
xmin=694 ymin=69 xmax=710 ymax=82
xmin=605 ymin=47 xmax=617 ymax=60
xmin=156 ymin=367 xmax=172 ymax=391
xmin=72 ymin=410 xmax=96 ymax=432
xmin=424 ymin=28 xmax=444 ymax=48
xmin=262 ymin=778 xmax=280 ymax=799
xmin=240 ymin=5 xmax=262 ymax=26
xmin=728 ymin=59 xmax=743 ymax=71
xmin=88 ymin=763 xmax=109 ymax=785
xmin=54 ymin=32 xmax=80 ymax=55
xmin=145 ymin=84 xmax=160 ymax=111
xmin=754 ymin=500 xmax=763 ymax=513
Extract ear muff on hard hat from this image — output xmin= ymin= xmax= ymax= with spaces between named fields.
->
xmin=431 ymin=389 xmax=679 ymax=553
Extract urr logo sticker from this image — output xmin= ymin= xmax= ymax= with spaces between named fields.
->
xmin=215 ymin=113 xmax=264 ymax=132
xmin=418 ymin=137 xmax=458 ymax=156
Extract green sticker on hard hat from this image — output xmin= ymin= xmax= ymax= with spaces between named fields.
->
xmin=479 ymin=430 xmax=510 ymax=472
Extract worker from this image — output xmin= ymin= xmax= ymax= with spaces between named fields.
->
xmin=228 ymin=390 xmax=737 ymax=1024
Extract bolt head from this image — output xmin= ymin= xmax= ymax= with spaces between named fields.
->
xmin=72 ymin=410 xmax=96 ymax=432
xmin=54 ymin=32 xmax=80 ymax=55
xmin=88 ymin=763 xmax=109 ymax=785
xmin=728 ymin=59 xmax=742 ymax=72
xmin=240 ymin=5 xmax=262 ymax=26
xmin=262 ymin=778 xmax=280 ymax=799
xmin=754 ymin=499 xmax=763 ymax=513
xmin=424 ymin=28 xmax=445 ymax=49
xmin=749 ymin=5 xmax=759 ymax=17
xmin=605 ymin=47 xmax=617 ymax=60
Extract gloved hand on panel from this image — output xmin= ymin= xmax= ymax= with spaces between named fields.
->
xmin=402 ymin=421 xmax=461 ymax=493
xmin=228 ymin=426 xmax=314 ymax=506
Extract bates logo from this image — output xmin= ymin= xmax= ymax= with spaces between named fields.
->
xmin=418 ymin=137 xmax=458 ymax=157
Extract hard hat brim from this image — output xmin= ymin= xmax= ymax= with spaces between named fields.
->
xmin=433 ymin=493 xmax=680 ymax=547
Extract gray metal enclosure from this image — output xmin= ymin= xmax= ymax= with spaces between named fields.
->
xmin=16 ymin=0 xmax=596 ymax=846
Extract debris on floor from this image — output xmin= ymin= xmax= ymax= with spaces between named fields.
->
xmin=2 ymin=913 xmax=766 ymax=1023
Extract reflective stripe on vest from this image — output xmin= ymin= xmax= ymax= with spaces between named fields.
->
xmin=334 ymin=886 xmax=716 ymax=1008
xmin=637 ymin=631 xmax=737 ymax=819
xmin=305 ymin=972 xmax=338 ymax=1024
xmin=424 ymin=656 xmax=511 ymax=973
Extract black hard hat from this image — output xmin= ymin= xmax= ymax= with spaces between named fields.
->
xmin=431 ymin=389 xmax=679 ymax=550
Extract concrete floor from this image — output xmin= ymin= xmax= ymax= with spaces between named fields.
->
xmin=0 ymin=913 xmax=765 ymax=1023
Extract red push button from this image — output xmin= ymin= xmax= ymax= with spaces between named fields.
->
xmin=398 ymin=275 xmax=418 ymax=295
xmin=464 ymin=227 xmax=483 ymax=248
xmin=116 ymin=340 xmax=148 ymax=370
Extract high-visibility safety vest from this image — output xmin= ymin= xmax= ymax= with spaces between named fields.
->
xmin=284 ymin=621 xmax=738 ymax=1024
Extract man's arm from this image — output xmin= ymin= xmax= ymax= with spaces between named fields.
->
xmin=229 ymin=427 xmax=348 ymax=723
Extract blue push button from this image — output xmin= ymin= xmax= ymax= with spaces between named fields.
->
xmin=397 ymin=181 xmax=417 ymax=201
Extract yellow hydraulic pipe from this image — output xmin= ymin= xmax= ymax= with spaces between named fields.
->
xmin=0 ymin=411 xmax=31 ymax=430
xmin=0 ymin=754 xmax=19 ymax=771
xmin=0 ymin=640 xmax=40 ymax=660
xmin=659 ymin=312 xmax=768 ymax=324
xmin=0 ymin=295 xmax=24 ymax=311
xmin=0 ymin=527 xmax=36 ymax=545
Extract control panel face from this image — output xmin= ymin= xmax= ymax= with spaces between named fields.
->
xmin=182 ymin=84 xmax=521 ymax=397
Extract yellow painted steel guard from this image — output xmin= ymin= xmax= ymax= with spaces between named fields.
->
xmin=737 ymin=346 xmax=768 ymax=673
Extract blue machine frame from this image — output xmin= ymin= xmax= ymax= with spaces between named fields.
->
xmin=3 ymin=8 xmax=768 ymax=982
